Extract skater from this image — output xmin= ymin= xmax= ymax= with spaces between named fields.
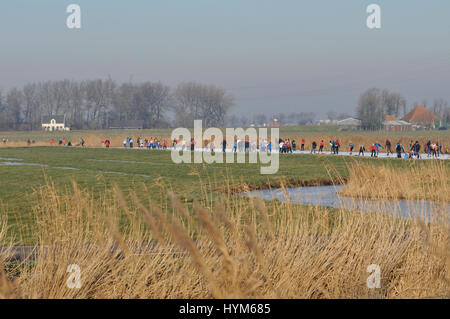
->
xmin=311 ymin=141 xmax=317 ymax=154
xmin=349 ymin=143 xmax=354 ymax=155
xmin=335 ymin=140 xmax=340 ymax=154
xmin=319 ymin=140 xmax=324 ymax=153
xmin=279 ymin=140 xmax=285 ymax=153
xmin=358 ymin=144 xmax=365 ymax=156
xmin=395 ymin=142 xmax=404 ymax=158
xmin=370 ymin=144 xmax=377 ymax=157
xmin=431 ymin=143 xmax=438 ymax=158
xmin=414 ymin=141 xmax=421 ymax=159
xmin=385 ymin=138 xmax=392 ymax=155
xmin=374 ymin=143 xmax=384 ymax=156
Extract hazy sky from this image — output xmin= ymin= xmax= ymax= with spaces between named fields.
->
xmin=1 ymin=0 xmax=449 ymax=117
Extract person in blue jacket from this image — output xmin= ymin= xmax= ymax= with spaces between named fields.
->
xmin=395 ymin=142 xmax=405 ymax=158
xmin=374 ymin=143 xmax=384 ymax=156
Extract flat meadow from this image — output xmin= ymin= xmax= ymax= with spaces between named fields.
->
xmin=0 ymin=127 xmax=448 ymax=298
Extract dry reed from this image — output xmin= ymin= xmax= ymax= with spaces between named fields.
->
xmin=0 ymin=166 xmax=448 ymax=298
xmin=340 ymin=160 xmax=450 ymax=202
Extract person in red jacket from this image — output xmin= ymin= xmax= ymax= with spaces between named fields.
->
xmin=335 ymin=140 xmax=340 ymax=154
xmin=319 ymin=140 xmax=324 ymax=153
xmin=369 ymin=144 xmax=377 ymax=157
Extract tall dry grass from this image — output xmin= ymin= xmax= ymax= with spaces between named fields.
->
xmin=340 ymin=160 xmax=450 ymax=202
xmin=0 ymin=172 xmax=448 ymax=298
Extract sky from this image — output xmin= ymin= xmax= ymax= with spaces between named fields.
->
xmin=0 ymin=0 xmax=449 ymax=117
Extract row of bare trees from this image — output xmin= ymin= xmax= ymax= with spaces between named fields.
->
xmin=356 ymin=88 xmax=450 ymax=130
xmin=0 ymin=79 xmax=234 ymax=130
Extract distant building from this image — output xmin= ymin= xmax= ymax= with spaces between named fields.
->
xmin=109 ymin=120 xmax=144 ymax=129
xmin=316 ymin=119 xmax=338 ymax=125
xmin=383 ymin=118 xmax=411 ymax=131
xmin=385 ymin=115 xmax=398 ymax=121
xmin=41 ymin=115 xmax=69 ymax=131
xmin=401 ymin=105 xmax=441 ymax=128
xmin=336 ymin=118 xmax=361 ymax=130
xmin=269 ymin=118 xmax=280 ymax=127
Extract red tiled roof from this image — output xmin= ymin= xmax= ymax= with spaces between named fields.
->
xmin=401 ymin=105 xmax=440 ymax=124
xmin=385 ymin=115 xmax=397 ymax=121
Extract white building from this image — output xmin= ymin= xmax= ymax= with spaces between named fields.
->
xmin=336 ymin=118 xmax=361 ymax=130
xmin=42 ymin=115 xmax=70 ymax=131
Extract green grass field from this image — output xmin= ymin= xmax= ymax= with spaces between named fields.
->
xmin=0 ymin=145 xmax=447 ymax=243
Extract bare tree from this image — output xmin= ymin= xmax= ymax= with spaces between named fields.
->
xmin=356 ymin=88 xmax=386 ymax=130
xmin=113 ymin=83 xmax=135 ymax=122
xmin=253 ymin=113 xmax=267 ymax=126
xmin=421 ymin=99 xmax=428 ymax=108
xmin=5 ymin=88 xmax=23 ymax=129
xmin=239 ymin=115 xmax=250 ymax=127
xmin=381 ymin=89 xmax=405 ymax=118
xmin=137 ymin=82 xmax=171 ymax=128
xmin=23 ymin=83 xmax=41 ymax=129
xmin=432 ymin=98 xmax=448 ymax=119
xmin=68 ymin=80 xmax=85 ymax=129
xmin=84 ymin=79 xmax=115 ymax=128
xmin=442 ymin=106 xmax=450 ymax=124
xmin=326 ymin=111 xmax=337 ymax=121
xmin=173 ymin=82 xmax=233 ymax=127
xmin=0 ymin=89 xmax=6 ymax=130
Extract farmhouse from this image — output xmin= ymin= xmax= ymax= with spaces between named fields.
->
xmin=383 ymin=115 xmax=411 ymax=131
xmin=401 ymin=105 xmax=441 ymax=129
xmin=383 ymin=120 xmax=411 ymax=131
xmin=41 ymin=115 xmax=69 ymax=131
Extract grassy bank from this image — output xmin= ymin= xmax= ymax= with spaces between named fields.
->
xmin=0 ymin=174 xmax=448 ymax=298
xmin=1 ymin=146 xmax=448 ymax=243
xmin=1 ymin=146 xmax=351 ymax=242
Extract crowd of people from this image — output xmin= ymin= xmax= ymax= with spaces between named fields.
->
xmin=42 ymin=135 xmax=447 ymax=160
xmin=295 ymin=137 xmax=445 ymax=159
xmin=122 ymin=137 xmax=170 ymax=150
xmin=345 ymin=138 xmax=443 ymax=159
